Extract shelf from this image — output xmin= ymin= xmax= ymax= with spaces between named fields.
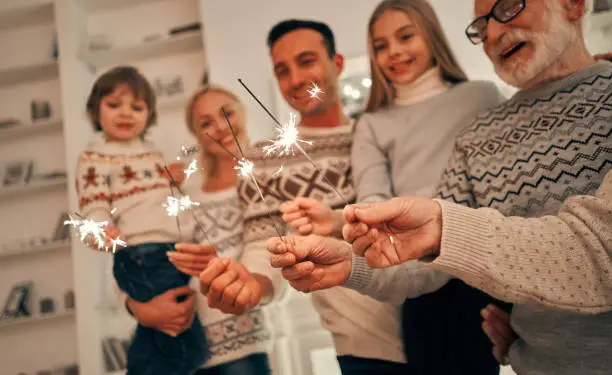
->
xmin=0 ymin=177 xmax=67 ymax=201
xmin=84 ymin=0 xmax=165 ymax=12
xmin=0 ymin=1 xmax=54 ymax=31
xmin=0 ymin=60 xmax=59 ymax=87
xmin=0 ymin=118 xmax=62 ymax=142
xmin=81 ymin=32 xmax=203 ymax=69
xmin=0 ymin=310 xmax=75 ymax=330
xmin=591 ymin=10 xmax=612 ymax=30
xmin=0 ymin=240 xmax=70 ymax=259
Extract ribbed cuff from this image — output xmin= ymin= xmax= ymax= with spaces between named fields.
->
xmin=343 ymin=254 xmax=375 ymax=292
xmin=432 ymin=200 xmax=493 ymax=284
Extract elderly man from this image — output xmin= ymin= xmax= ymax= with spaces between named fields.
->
xmin=267 ymin=0 xmax=612 ymax=374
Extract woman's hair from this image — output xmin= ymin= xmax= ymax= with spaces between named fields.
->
xmin=86 ymin=66 xmax=157 ymax=132
xmin=184 ymin=84 xmax=249 ymax=178
xmin=365 ymin=0 xmax=468 ymax=112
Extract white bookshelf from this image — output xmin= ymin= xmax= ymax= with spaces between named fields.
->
xmin=0 ymin=310 xmax=75 ymax=331
xmin=80 ymin=32 xmax=203 ymax=69
xmin=0 ymin=177 xmax=67 ymax=201
xmin=0 ymin=0 xmax=54 ymax=31
xmin=0 ymin=60 xmax=59 ymax=87
xmin=0 ymin=239 xmax=70 ymax=259
xmin=0 ymin=118 xmax=62 ymax=142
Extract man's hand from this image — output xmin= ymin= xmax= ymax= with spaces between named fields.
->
xmin=168 ymin=243 xmax=217 ymax=277
xmin=342 ymin=197 xmax=443 ymax=268
xmin=127 ymin=286 xmax=195 ymax=337
xmin=199 ymin=258 xmax=264 ymax=315
xmin=267 ymin=235 xmax=352 ymax=293
xmin=594 ymin=52 xmax=612 ymax=63
xmin=280 ymin=198 xmax=337 ymax=236
xmin=481 ymin=304 xmax=518 ymax=365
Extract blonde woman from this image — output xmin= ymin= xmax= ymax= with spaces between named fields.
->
xmin=131 ymin=84 xmax=273 ymax=374
xmin=279 ymin=0 xmax=509 ymax=374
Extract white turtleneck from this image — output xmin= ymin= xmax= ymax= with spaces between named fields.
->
xmin=393 ymin=66 xmax=450 ymax=106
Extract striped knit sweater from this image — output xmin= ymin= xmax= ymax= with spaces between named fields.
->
xmin=237 ymin=124 xmax=406 ymax=364
xmin=437 ymin=61 xmax=612 ymax=374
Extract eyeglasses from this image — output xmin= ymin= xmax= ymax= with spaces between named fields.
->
xmin=465 ymin=0 xmax=526 ymax=44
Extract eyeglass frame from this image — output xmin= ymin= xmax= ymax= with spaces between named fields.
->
xmin=465 ymin=0 xmax=526 ymax=45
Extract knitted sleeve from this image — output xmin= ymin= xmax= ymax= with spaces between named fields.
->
xmin=344 ymin=254 xmax=452 ymax=306
xmin=435 ymin=139 xmax=477 ymax=208
xmin=432 ymin=170 xmax=612 ymax=314
xmin=351 ymin=115 xmax=394 ymax=203
xmin=75 ymin=151 xmax=113 ymax=223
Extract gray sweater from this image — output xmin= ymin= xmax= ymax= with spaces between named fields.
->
xmin=350 ymin=81 xmax=505 ymax=298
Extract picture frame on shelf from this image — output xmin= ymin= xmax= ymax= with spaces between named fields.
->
xmin=1 ymin=281 xmax=33 ymax=320
xmin=1 ymin=160 xmax=34 ymax=188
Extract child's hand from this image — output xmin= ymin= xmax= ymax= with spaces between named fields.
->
xmin=280 ymin=198 xmax=336 ymax=236
xmin=165 ymin=162 xmax=186 ymax=185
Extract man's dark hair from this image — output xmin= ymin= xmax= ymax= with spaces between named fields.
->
xmin=267 ymin=19 xmax=336 ymax=58
xmin=86 ymin=66 xmax=157 ymax=133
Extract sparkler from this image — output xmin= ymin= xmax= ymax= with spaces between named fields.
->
xmin=237 ymin=78 xmax=348 ymax=204
xmin=163 ymin=165 xmax=211 ymax=244
xmin=219 ymin=108 xmax=285 ymax=241
xmin=307 ymin=83 xmax=324 ymax=99
xmin=164 ymin=195 xmax=200 ymax=217
xmin=64 ymin=213 xmax=125 ymax=253
xmin=184 ymin=159 xmax=199 ymax=181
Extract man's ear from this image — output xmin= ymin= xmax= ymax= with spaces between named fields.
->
xmin=333 ymin=53 xmax=345 ymax=76
xmin=561 ymin=0 xmax=587 ymax=22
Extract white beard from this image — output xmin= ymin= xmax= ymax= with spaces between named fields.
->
xmin=489 ymin=3 xmax=578 ymax=89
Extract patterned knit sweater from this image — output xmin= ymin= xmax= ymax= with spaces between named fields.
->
xmin=437 ymin=61 xmax=612 ymax=374
xmin=238 ymin=124 xmax=406 ymax=363
xmin=182 ymin=181 xmax=272 ymax=368
xmin=75 ymin=133 xmax=181 ymax=245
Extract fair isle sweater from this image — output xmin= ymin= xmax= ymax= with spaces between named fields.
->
xmin=75 ymin=133 xmax=181 ymax=245
xmin=182 ymin=180 xmax=272 ymax=369
xmin=238 ymin=124 xmax=406 ymax=364
xmin=433 ymin=169 xmax=612 ymax=314
xmin=436 ymin=61 xmax=612 ymax=374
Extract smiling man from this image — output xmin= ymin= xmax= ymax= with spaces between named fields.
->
xmin=433 ymin=0 xmax=612 ymax=373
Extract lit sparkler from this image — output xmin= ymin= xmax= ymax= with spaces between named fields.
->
xmin=64 ymin=213 xmax=125 ymax=253
xmin=263 ymin=112 xmax=312 ymax=157
xmin=164 ymin=195 xmax=200 ymax=217
xmin=184 ymin=159 xmax=199 ymax=180
xmin=307 ymin=83 xmax=324 ymax=99
xmin=238 ymin=78 xmax=347 ymax=204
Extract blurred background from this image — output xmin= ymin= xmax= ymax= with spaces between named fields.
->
xmin=0 ymin=0 xmax=609 ymax=374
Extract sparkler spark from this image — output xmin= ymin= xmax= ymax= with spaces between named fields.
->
xmin=184 ymin=159 xmax=199 ymax=180
xmin=64 ymin=214 xmax=126 ymax=253
xmin=263 ymin=113 xmax=312 ymax=157
xmin=307 ymin=83 xmax=324 ymax=99
xmin=164 ymin=195 xmax=200 ymax=217
xmin=235 ymin=158 xmax=254 ymax=177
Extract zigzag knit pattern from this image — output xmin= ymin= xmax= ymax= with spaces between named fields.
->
xmin=238 ymin=130 xmax=356 ymax=244
xmin=438 ymin=64 xmax=612 ymax=218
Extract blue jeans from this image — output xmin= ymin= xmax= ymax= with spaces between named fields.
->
xmin=194 ymin=353 xmax=271 ymax=375
xmin=113 ymin=242 xmax=209 ymax=375
xmin=337 ymin=356 xmax=411 ymax=375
